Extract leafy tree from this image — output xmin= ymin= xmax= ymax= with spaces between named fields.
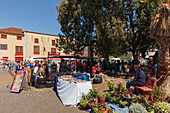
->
xmin=56 ymin=0 xmax=97 ymax=57
xmin=123 ymin=0 xmax=157 ymax=64
xmin=56 ymin=0 xmax=128 ymax=63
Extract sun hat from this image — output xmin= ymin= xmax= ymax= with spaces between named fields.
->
xmin=134 ymin=64 xmax=140 ymax=68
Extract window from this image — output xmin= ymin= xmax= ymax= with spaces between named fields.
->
xmin=16 ymin=46 xmax=23 ymax=55
xmin=3 ymin=57 xmax=8 ymax=59
xmin=52 ymin=40 xmax=55 ymax=46
xmin=34 ymin=38 xmax=39 ymax=43
xmin=51 ymin=48 xmax=56 ymax=55
xmin=0 ymin=44 xmax=7 ymax=50
xmin=1 ymin=34 xmax=7 ymax=39
xmin=34 ymin=46 xmax=40 ymax=54
xmin=17 ymin=36 xmax=22 ymax=40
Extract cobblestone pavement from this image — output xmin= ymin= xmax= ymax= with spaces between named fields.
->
xmin=0 ymin=68 xmax=86 ymax=113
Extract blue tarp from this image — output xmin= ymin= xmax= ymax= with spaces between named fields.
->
xmin=86 ymin=102 xmax=129 ymax=113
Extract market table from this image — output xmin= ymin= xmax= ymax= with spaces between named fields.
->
xmin=56 ymin=78 xmax=92 ymax=107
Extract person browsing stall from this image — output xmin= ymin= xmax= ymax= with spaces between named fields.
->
xmin=15 ymin=61 xmax=24 ymax=73
xmin=126 ymin=64 xmax=146 ymax=89
xmin=33 ymin=64 xmax=41 ymax=88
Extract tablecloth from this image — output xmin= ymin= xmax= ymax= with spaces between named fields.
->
xmin=57 ymin=78 xmax=92 ymax=107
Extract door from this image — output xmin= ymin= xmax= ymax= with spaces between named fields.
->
xmin=15 ymin=57 xmax=23 ymax=62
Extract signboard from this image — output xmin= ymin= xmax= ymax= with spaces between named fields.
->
xmin=10 ymin=71 xmax=24 ymax=93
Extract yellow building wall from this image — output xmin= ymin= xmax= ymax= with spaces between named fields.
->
xmin=0 ymin=31 xmax=72 ymax=62
xmin=0 ymin=33 xmax=24 ymax=62
xmin=24 ymin=32 xmax=66 ymax=60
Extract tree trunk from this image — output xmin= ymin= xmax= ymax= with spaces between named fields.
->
xmin=158 ymin=38 xmax=170 ymax=101
xmin=88 ymin=46 xmax=93 ymax=78
xmin=160 ymin=76 xmax=170 ymax=101
xmin=158 ymin=38 xmax=169 ymax=64
xmin=132 ymin=51 xmax=139 ymax=64
xmin=104 ymin=53 xmax=109 ymax=65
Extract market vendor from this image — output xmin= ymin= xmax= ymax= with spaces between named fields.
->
xmin=126 ymin=64 xmax=146 ymax=91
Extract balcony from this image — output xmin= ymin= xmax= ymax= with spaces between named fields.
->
xmin=15 ymin=52 xmax=23 ymax=56
xmin=48 ymin=52 xmax=60 ymax=56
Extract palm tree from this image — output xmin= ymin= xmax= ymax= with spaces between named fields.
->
xmin=150 ymin=2 xmax=169 ymax=63
xmin=149 ymin=1 xmax=170 ymax=100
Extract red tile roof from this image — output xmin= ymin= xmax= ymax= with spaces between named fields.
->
xmin=0 ymin=27 xmax=24 ymax=35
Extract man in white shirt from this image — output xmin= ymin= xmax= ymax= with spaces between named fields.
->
xmin=33 ymin=64 xmax=41 ymax=87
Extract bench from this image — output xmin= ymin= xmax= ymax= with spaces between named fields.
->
xmin=135 ymin=77 xmax=157 ymax=101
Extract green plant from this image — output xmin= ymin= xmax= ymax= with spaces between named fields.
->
xmin=112 ymin=96 xmax=118 ymax=103
xmin=93 ymin=107 xmax=99 ymax=113
xmin=154 ymin=101 xmax=170 ymax=113
xmin=97 ymin=93 xmax=102 ymax=97
xmin=152 ymin=86 xmax=165 ymax=101
xmin=129 ymin=103 xmax=148 ymax=113
xmin=80 ymin=99 xmax=87 ymax=107
xmin=82 ymin=93 xmax=89 ymax=100
xmin=124 ymin=88 xmax=130 ymax=95
xmin=104 ymin=91 xmax=111 ymax=100
xmin=107 ymin=108 xmax=113 ymax=113
xmin=88 ymin=88 xmax=99 ymax=98
xmin=119 ymin=100 xmax=128 ymax=107
xmin=107 ymin=81 xmax=115 ymax=91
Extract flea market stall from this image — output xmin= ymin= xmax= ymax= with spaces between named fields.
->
xmin=42 ymin=55 xmax=95 ymax=106
xmin=56 ymin=75 xmax=92 ymax=106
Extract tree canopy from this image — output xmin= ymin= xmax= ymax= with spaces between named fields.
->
xmin=56 ymin=0 xmax=128 ymax=62
xmin=56 ymin=0 xmax=160 ymax=63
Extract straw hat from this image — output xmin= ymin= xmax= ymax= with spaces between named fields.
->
xmin=134 ymin=64 xmax=140 ymax=68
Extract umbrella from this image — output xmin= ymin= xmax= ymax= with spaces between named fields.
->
xmin=0 ymin=58 xmax=8 ymax=61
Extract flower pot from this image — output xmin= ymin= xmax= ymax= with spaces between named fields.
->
xmin=87 ymin=101 xmax=95 ymax=109
xmin=98 ymin=95 xmax=105 ymax=103
xmin=108 ymin=98 xmax=113 ymax=103
xmin=103 ymin=109 xmax=108 ymax=113
xmin=107 ymin=90 xmax=114 ymax=96
xmin=81 ymin=106 xmax=86 ymax=110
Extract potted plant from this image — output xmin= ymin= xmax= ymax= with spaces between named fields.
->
xmin=80 ymin=99 xmax=87 ymax=110
xmin=89 ymin=88 xmax=99 ymax=98
xmin=152 ymin=101 xmax=170 ymax=113
xmin=87 ymin=98 xmax=97 ymax=109
xmin=122 ymin=88 xmax=131 ymax=98
xmin=98 ymin=94 xmax=105 ymax=103
xmin=107 ymin=81 xmax=115 ymax=96
xmin=98 ymin=102 xmax=108 ymax=113
xmin=107 ymin=108 xmax=113 ymax=113
xmin=104 ymin=91 xmax=111 ymax=102
xmin=108 ymin=98 xmax=113 ymax=103
xmin=92 ymin=107 xmax=99 ymax=113
xmin=119 ymin=100 xmax=128 ymax=108
xmin=112 ymin=96 xmax=119 ymax=104
xmin=129 ymin=103 xmax=148 ymax=113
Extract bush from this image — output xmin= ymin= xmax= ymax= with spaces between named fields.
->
xmin=80 ymin=99 xmax=87 ymax=107
xmin=104 ymin=91 xmax=111 ymax=100
xmin=152 ymin=86 xmax=165 ymax=101
xmin=107 ymin=81 xmax=115 ymax=91
xmin=129 ymin=103 xmax=147 ymax=113
xmin=154 ymin=101 xmax=170 ymax=113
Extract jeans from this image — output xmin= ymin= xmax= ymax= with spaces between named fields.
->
xmin=33 ymin=74 xmax=39 ymax=87
xmin=126 ymin=80 xmax=137 ymax=89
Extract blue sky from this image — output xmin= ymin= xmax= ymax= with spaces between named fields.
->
xmin=0 ymin=0 xmax=61 ymax=35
